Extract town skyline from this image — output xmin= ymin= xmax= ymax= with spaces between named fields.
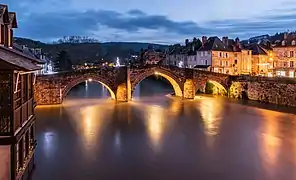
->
xmin=4 ymin=0 xmax=296 ymax=44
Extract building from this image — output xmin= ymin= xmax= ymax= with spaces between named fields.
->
xmin=164 ymin=44 xmax=187 ymax=67
xmin=143 ymin=47 xmax=165 ymax=65
xmin=13 ymin=44 xmax=51 ymax=75
xmin=0 ymin=4 xmax=41 ymax=180
xmin=246 ymin=43 xmax=274 ymax=76
xmin=164 ymin=38 xmax=202 ymax=68
xmin=272 ymin=32 xmax=296 ymax=77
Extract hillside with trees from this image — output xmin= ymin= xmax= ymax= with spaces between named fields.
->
xmin=14 ymin=36 xmax=169 ymax=65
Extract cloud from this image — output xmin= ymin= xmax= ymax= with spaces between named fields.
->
xmin=16 ymin=9 xmax=210 ymax=42
xmin=6 ymin=0 xmax=296 ymax=43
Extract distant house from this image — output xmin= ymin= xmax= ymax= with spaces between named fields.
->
xmin=12 ymin=44 xmax=52 ymax=74
xmin=143 ymin=47 xmax=165 ymax=65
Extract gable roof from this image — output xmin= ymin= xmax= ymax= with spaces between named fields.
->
xmin=11 ymin=44 xmax=45 ymax=64
xmin=8 ymin=12 xmax=17 ymax=28
xmin=198 ymin=36 xmax=232 ymax=52
xmin=0 ymin=4 xmax=9 ymax=24
xmin=247 ymin=44 xmax=268 ymax=55
xmin=0 ymin=46 xmax=42 ymax=71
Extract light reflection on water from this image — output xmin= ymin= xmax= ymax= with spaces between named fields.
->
xmin=33 ymin=79 xmax=296 ymax=180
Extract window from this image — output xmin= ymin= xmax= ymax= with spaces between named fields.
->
xmin=234 ymin=60 xmax=237 ymax=64
xmin=205 ymin=60 xmax=207 ymax=65
xmin=9 ymin=29 xmax=13 ymax=46
xmin=290 ymin=61 xmax=294 ymax=68
xmin=219 ymin=52 xmax=222 ymax=57
xmin=277 ymin=71 xmax=286 ymax=77
xmin=289 ymin=71 xmax=294 ymax=78
xmin=290 ymin=51 xmax=294 ymax=57
xmin=284 ymin=62 xmax=287 ymax=67
xmin=292 ymin=40 xmax=296 ymax=46
xmin=0 ymin=24 xmax=4 ymax=44
xmin=16 ymin=139 xmax=24 ymax=171
xmin=247 ymin=51 xmax=250 ymax=55
xmin=225 ymin=53 xmax=228 ymax=58
xmin=226 ymin=61 xmax=229 ymax=66
xmin=282 ymin=41 xmax=286 ymax=46
xmin=234 ymin=54 xmax=237 ymax=57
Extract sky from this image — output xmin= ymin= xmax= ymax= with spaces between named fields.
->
xmin=3 ymin=0 xmax=296 ymax=44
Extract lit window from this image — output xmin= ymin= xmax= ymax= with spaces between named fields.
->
xmin=277 ymin=71 xmax=286 ymax=77
xmin=289 ymin=71 xmax=294 ymax=78
xmin=282 ymin=41 xmax=286 ymax=46
xmin=292 ymin=40 xmax=296 ymax=46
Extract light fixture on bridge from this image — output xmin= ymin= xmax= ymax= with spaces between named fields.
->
xmin=155 ymin=71 xmax=159 ymax=75
xmin=88 ymin=78 xmax=93 ymax=82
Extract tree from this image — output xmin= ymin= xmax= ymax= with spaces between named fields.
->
xmin=185 ymin=39 xmax=189 ymax=46
xmin=205 ymin=82 xmax=214 ymax=94
xmin=52 ymin=50 xmax=72 ymax=72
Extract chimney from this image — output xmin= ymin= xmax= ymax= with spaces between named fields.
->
xmin=222 ymin=36 xmax=228 ymax=46
xmin=202 ymin=36 xmax=207 ymax=46
xmin=284 ymin=32 xmax=288 ymax=40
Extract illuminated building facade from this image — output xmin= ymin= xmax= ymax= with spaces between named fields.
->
xmin=246 ymin=44 xmax=274 ymax=76
xmin=272 ymin=32 xmax=296 ymax=77
xmin=0 ymin=4 xmax=41 ymax=180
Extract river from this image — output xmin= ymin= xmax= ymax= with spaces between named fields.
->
xmin=31 ymin=76 xmax=296 ymax=180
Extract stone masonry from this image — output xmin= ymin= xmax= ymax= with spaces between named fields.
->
xmin=35 ymin=65 xmax=296 ymax=107
xmin=35 ymin=65 xmax=230 ymax=105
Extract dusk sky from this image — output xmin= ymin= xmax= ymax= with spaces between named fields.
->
xmin=4 ymin=0 xmax=296 ymax=44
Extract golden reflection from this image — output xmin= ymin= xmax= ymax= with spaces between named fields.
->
xmin=64 ymin=101 xmax=111 ymax=157
xmin=145 ymin=105 xmax=166 ymax=152
xmin=257 ymin=109 xmax=282 ymax=168
xmin=199 ymin=98 xmax=222 ymax=137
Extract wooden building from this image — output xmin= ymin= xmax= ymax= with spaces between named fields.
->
xmin=0 ymin=4 xmax=43 ymax=180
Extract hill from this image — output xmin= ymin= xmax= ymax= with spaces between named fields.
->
xmin=14 ymin=37 xmax=169 ymax=65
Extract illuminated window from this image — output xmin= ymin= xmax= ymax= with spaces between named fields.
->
xmin=282 ymin=41 xmax=286 ymax=46
xmin=289 ymin=71 xmax=294 ymax=78
xmin=277 ymin=71 xmax=286 ymax=76
xmin=292 ymin=40 xmax=296 ymax=46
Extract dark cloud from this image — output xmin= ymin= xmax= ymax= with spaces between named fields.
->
xmin=12 ymin=7 xmax=296 ymax=43
xmin=16 ymin=9 xmax=210 ymax=40
xmin=127 ymin=9 xmax=147 ymax=16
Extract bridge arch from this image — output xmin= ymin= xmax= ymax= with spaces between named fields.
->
xmin=62 ymin=75 xmax=116 ymax=101
xmin=195 ymin=79 xmax=228 ymax=95
xmin=202 ymin=80 xmax=228 ymax=95
xmin=130 ymin=68 xmax=183 ymax=97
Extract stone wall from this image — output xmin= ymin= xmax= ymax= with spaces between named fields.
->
xmin=229 ymin=81 xmax=296 ymax=107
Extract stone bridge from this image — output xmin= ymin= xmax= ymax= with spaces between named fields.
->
xmin=35 ymin=65 xmax=231 ymax=105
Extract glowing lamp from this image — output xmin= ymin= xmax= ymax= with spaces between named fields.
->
xmin=88 ymin=78 xmax=92 ymax=82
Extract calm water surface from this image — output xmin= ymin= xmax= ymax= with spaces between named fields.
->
xmin=32 ymin=77 xmax=296 ymax=180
